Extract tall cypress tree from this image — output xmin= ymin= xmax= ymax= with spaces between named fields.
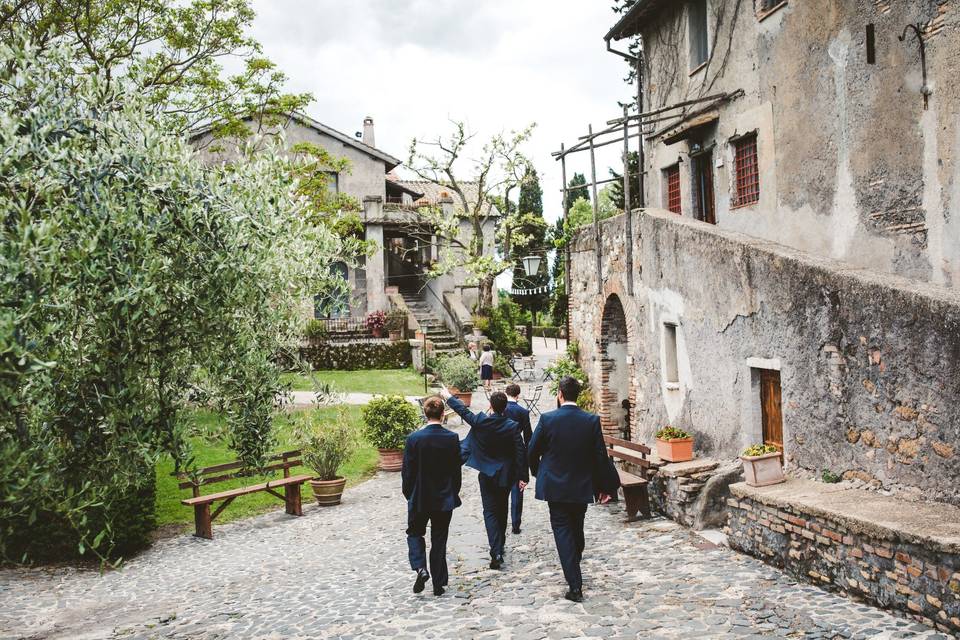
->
xmin=509 ymin=165 xmax=550 ymax=325
xmin=565 ymin=173 xmax=589 ymax=211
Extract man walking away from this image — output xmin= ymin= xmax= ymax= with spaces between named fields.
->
xmin=442 ymin=388 xmax=527 ymax=569
xmin=504 ymin=383 xmax=532 ymax=534
xmin=527 ymin=376 xmax=620 ymax=602
xmin=402 ymin=395 xmax=464 ymax=596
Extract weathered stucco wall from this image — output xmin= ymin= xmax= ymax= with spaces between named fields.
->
xmin=569 ymin=209 xmax=960 ymax=505
xmin=638 ymin=0 xmax=960 ymax=287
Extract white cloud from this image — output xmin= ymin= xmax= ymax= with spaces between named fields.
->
xmin=248 ymin=0 xmax=636 ymax=225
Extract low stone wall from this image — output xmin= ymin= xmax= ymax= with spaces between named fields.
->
xmin=647 ymin=459 xmax=743 ymax=529
xmin=300 ymin=341 xmax=411 ymax=370
xmin=726 ymin=480 xmax=960 ymax=634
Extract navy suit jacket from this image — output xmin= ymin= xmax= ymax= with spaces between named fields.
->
xmin=401 ymin=423 xmax=463 ymax=513
xmin=504 ymin=400 xmax=533 ymax=445
xmin=528 ymin=404 xmax=618 ymax=504
xmin=448 ymin=396 xmax=528 ymax=488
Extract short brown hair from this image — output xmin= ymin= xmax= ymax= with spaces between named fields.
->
xmin=423 ymin=395 xmax=444 ymax=420
xmin=490 ymin=391 xmax=508 ymax=414
xmin=505 ymin=383 xmax=521 ymax=398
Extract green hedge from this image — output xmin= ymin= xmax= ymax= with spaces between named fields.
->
xmin=300 ymin=341 xmax=412 ymax=370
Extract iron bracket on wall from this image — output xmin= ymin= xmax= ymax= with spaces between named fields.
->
xmin=899 ymin=23 xmax=931 ymax=110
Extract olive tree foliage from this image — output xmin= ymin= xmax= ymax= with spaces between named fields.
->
xmin=0 ymin=0 xmax=311 ymax=137
xmin=0 ymin=39 xmax=343 ymax=563
xmin=403 ymin=121 xmax=534 ymax=311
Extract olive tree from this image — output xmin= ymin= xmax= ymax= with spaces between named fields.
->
xmin=0 ymin=39 xmax=343 ymax=563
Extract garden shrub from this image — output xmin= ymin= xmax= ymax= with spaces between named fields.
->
xmin=544 ymin=341 xmax=594 ymax=411
xmin=300 ymin=342 xmax=412 ymax=370
xmin=361 ymin=396 xmax=421 ymax=450
xmin=436 ymin=354 xmax=479 ymax=391
xmin=298 ymin=409 xmax=358 ymax=481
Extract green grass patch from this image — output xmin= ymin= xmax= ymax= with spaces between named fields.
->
xmin=281 ymin=367 xmax=428 ymax=396
xmin=154 ymin=405 xmax=378 ymax=531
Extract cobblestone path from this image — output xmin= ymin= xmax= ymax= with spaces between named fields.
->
xmin=0 ymin=464 xmax=950 ymax=639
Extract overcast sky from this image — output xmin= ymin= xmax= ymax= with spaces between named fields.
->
xmin=249 ymin=0 xmax=635 ymax=225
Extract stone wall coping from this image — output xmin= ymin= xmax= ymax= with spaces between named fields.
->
xmin=658 ymin=459 xmax=721 ymax=478
xmin=730 ymin=479 xmax=960 ymax=553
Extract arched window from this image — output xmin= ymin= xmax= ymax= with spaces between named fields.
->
xmin=314 ymin=262 xmax=350 ymax=319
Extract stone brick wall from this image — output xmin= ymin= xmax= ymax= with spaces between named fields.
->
xmin=568 ymin=209 xmax=960 ymax=506
xmin=726 ymin=489 xmax=960 ymax=633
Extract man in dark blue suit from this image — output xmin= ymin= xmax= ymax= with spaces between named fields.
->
xmin=528 ymin=376 xmax=620 ymax=602
xmin=504 ymin=383 xmax=533 ymax=534
xmin=402 ymin=395 xmax=464 ymax=596
xmin=442 ymin=388 xmax=527 ymax=570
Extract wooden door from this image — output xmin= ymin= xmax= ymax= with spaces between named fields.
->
xmin=693 ymin=150 xmax=716 ymax=225
xmin=759 ymin=370 xmax=783 ymax=451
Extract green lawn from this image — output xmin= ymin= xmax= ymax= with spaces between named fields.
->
xmin=281 ymin=367 xmax=428 ymax=396
xmin=155 ymin=405 xmax=378 ymax=530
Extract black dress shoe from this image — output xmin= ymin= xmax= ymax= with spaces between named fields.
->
xmin=413 ymin=568 xmax=430 ymax=593
xmin=564 ymin=589 xmax=584 ymax=602
xmin=512 ymin=527 xmax=521 ymax=534
xmin=489 ymin=555 xmax=504 ymax=570
xmin=433 ymin=586 xmax=445 ymax=596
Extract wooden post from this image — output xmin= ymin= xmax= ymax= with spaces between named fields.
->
xmin=588 ymin=125 xmax=603 ymax=294
xmin=285 ymin=483 xmax=303 ymax=516
xmin=636 ymin=56 xmax=646 ymax=209
xmin=560 ymin=143 xmax=571 ymax=345
xmin=622 ymin=104 xmax=634 ymax=296
xmin=194 ymin=504 xmax=213 ymax=539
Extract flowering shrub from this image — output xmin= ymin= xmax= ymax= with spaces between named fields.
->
xmin=365 ymin=310 xmax=387 ymax=333
xmin=742 ymin=443 xmax=778 ymax=457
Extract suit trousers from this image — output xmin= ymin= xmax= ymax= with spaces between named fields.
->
xmin=478 ymin=474 xmax=510 ymax=558
xmin=510 ymin=483 xmax=524 ymax=530
xmin=407 ymin=509 xmax=453 ymax=589
xmin=548 ymin=501 xmax=588 ymax=590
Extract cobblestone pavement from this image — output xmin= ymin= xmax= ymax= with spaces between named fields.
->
xmin=0 ymin=450 xmax=950 ymax=640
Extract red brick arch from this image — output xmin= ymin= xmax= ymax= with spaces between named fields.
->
xmin=593 ymin=283 xmax=641 ymax=438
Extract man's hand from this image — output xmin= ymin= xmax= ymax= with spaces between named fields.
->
xmin=439 ymin=385 xmax=452 ymax=401
xmin=518 ymin=480 xmax=528 ymax=492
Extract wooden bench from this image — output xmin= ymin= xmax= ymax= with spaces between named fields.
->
xmin=175 ymin=450 xmax=311 ymax=539
xmin=604 ymin=435 xmax=653 ymax=521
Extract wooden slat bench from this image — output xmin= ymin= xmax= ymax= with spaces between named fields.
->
xmin=604 ymin=435 xmax=653 ymax=521
xmin=175 ymin=449 xmax=311 ymax=539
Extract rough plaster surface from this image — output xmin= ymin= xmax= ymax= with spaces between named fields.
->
xmin=570 ymin=209 xmax=960 ymax=506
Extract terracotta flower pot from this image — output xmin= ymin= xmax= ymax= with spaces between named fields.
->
xmin=371 ymin=326 xmax=384 ymax=338
xmin=310 ymin=476 xmax=347 ymax=506
xmin=378 ymin=448 xmax=403 ymax=472
xmin=656 ymin=437 xmax=694 ymax=463
xmin=389 ymin=330 xmax=401 ymax=341
xmin=741 ymin=451 xmax=785 ymax=487
xmin=448 ymin=387 xmax=472 ymax=407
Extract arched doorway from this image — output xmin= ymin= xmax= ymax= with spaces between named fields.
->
xmin=599 ymin=294 xmax=631 ymax=438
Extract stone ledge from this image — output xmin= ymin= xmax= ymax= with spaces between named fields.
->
xmin=730 ymin=479 xmax=960 ymax=554
xmin=658 ymin=459 xmax=721 ymax=478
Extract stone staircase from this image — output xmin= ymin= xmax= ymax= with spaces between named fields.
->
xmin=399 ymin=288 xmax=461 ymax=356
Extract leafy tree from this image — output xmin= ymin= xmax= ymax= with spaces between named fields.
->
xmin=517 ymin=164 xmax=543 ymax=216
xmin=608 ymin=151 xmax=641 ymax=212
xmin=0 ymin=0 xmax=311 ymax=137
xmin=0 ymin=39 xmax=343 ymax=563
xmin=565 ymin=172 xmax=589 ymax=211
xmin=405 ymin=121 xmax=535 ymax=311
xmin=507 ymin=165 xmax=550 ymax=324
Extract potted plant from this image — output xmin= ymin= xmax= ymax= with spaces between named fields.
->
xmin=472 ymin=314 xmax=490 ymax=337
xmin=437 ymin=354 xmax=479 ymax=406
xmin=741 ymin=444 xmax=785 ymax=487
xmin=366 ymin=310 xmax=387 ymax=338
xmin=298 ymin=409 xmax=358 ymax=506
xmin=385 ymin=311 xmax=405 ymax=341
xmin=361 ymin=395 xmax=421 ymax=471
xmin=656 ymin=425 xmax=694 ymax=462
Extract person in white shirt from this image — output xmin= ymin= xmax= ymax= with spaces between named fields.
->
xmin=478 ymin=344 xmax=495 ymax=389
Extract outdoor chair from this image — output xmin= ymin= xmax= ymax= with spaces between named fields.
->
xmin=522 ymin=384 xmax=544 ymax=418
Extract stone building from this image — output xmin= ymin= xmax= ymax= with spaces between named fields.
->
xmin=190 ymin=113 xmax=495 ymax=334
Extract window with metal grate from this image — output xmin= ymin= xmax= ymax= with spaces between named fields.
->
xmin=664 ymin=165 xmax=682 ymax=214
xmin=732 ymin=134 xmax=760 ymax=208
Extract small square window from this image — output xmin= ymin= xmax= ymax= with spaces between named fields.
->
xmin=664 ymin=165 xmax=682 ymax=214
xmin=732 ymin=134 xmax=760 ymax=208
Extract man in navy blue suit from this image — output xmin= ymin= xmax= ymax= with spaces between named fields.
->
xmin=504 ymin=383 xmax=533 ymax=534
xmin=442 ymin=387 xmax=527 ymax=570
xmin=402 ymin=395 xmax=464 ymax=596
xmin=528 ymin=376 xmax=620 ymax=602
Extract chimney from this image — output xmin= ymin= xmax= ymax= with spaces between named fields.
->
xmin=362 ymin=116 xmax=375 ymax=147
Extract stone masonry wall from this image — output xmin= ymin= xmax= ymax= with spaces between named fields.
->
xmin=726 ymin=489 xmax=960 ymax=634
xmin=569 ymin=210 xmax=960 ymax=506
